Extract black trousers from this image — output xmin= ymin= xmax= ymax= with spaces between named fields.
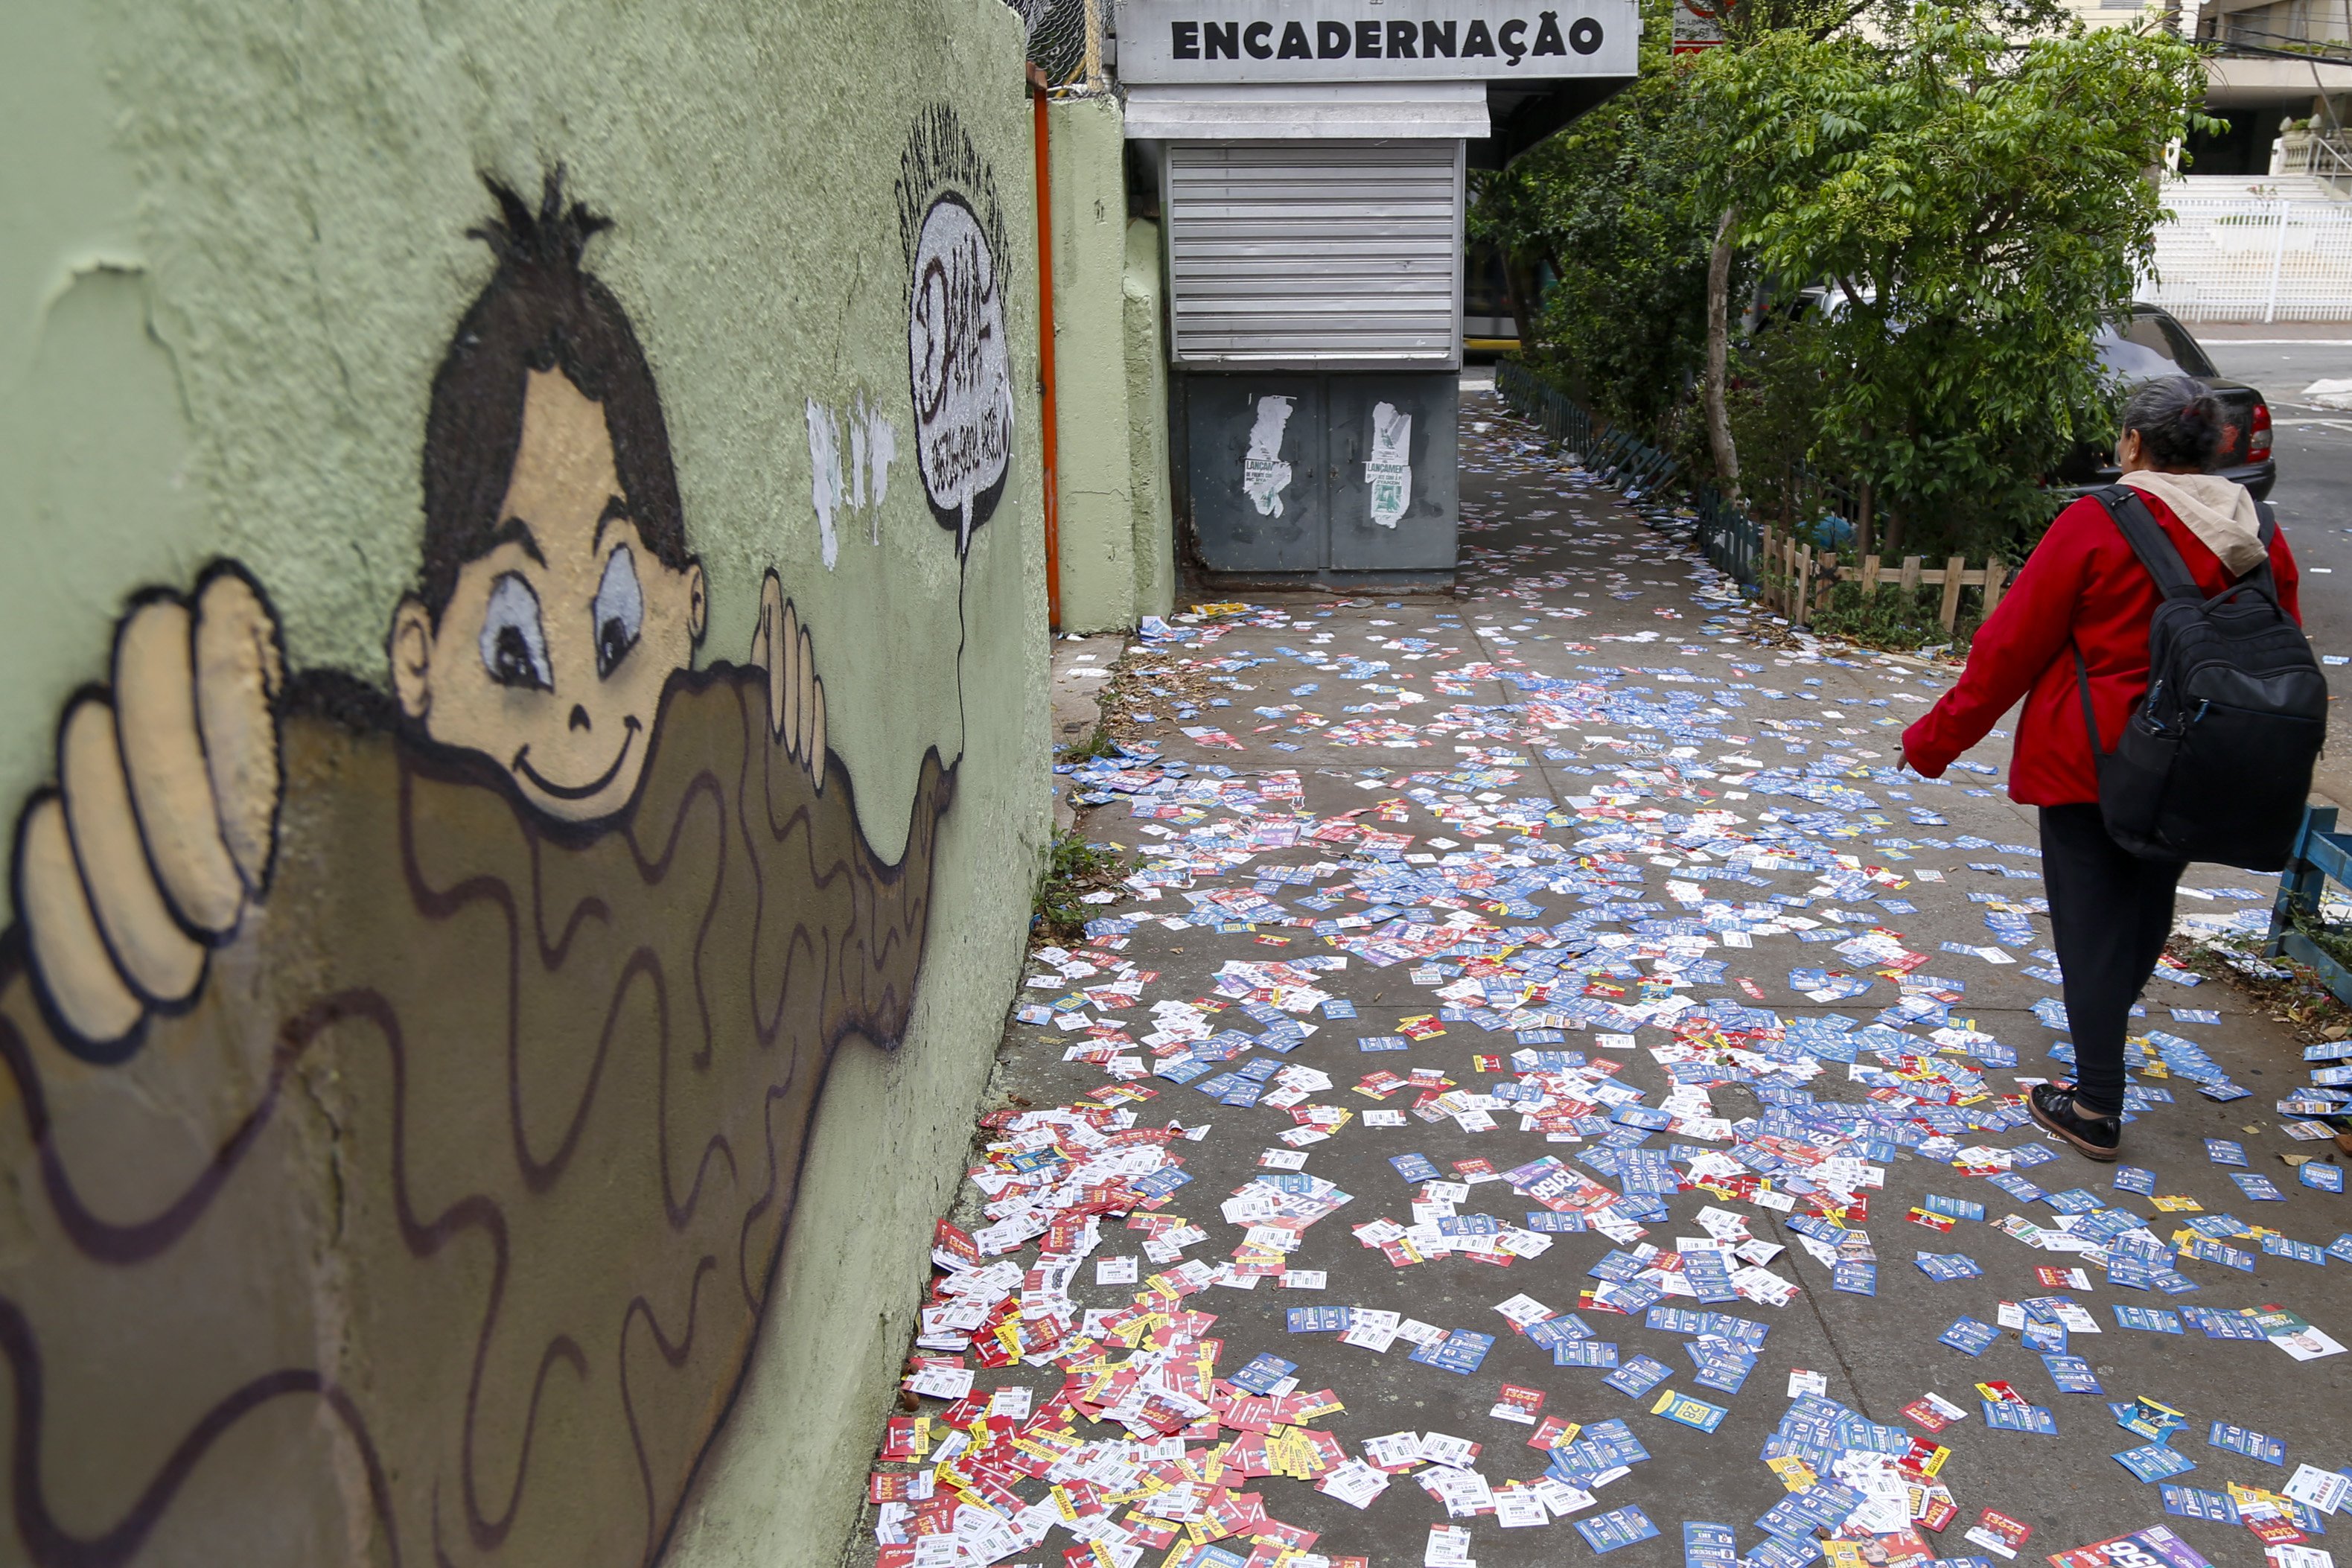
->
xmin=2039 ymin=803 xmax=2185 ymax=1116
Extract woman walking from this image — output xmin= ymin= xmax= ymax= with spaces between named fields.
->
xmin=1901 ymin=376 xmax=2302 ymax=1161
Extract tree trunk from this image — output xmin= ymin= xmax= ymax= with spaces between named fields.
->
xmin=1704 ymin=206 xmax=1741 ymax=496
xmin=1856 ymin=481 xmax=1875 ymax=561
xmin=1503 ymin=255 xmax=1543 ymax=352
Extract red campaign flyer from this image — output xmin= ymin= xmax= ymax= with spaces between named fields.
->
xmin=1964 ymin=1509 xmax=2033 ymax=1560
xmin=1490 ymin=1382 xmax=1548 ymax=1424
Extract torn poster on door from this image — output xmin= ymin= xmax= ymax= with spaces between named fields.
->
xmin=1244 ymin=395 xmax=1296 ymax=517
xmin=1368 ymin=401 xmax=1412 ymax=527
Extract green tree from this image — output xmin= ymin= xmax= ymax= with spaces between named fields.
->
xmin=1691 ymin=9 xmax=2209 ymax=555
xmin=1468 ymin=0 xmax=1683 ymax=355
xmin=1466 ymin=159 xmax=1560 ymax=352
xmin=1511 ymin=71 xmax=1719 ymax=436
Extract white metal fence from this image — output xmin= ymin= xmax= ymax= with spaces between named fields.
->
xmin=2141 ymin=196 xmax=2352 ymax=324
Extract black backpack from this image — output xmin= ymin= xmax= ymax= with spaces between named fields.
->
xmin=2071 ymin=484 xmax=2324 ymax=871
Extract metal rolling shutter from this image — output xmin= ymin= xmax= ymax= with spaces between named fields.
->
xmin=1164 ymin=141 xmax=1463 ymax=368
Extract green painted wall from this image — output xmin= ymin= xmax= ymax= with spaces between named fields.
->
xmin=1124 ymin=216 xmax=1179 ymax=625
xmin=0 ymin=1 xmax=1050 ymax=1565
xmin=1046 ymin=95 xmax=1175 ymax=633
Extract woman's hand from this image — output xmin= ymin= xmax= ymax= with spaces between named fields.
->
xmin=1899 ymin=723 xmax=1944 ymax=779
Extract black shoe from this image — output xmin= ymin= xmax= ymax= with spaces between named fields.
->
xmin=2030 ymin=1083 xmax=2120 ymax=1162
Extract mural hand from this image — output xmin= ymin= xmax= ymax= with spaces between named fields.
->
xmin=750 ymin=570 xmax=826 ymax=791
xmin=16 ymin=567 xmax=284 ymax=1047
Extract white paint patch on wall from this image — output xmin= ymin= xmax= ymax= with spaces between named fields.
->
xmin=807 ymin=399 xmax=843 ymax=569
xmin=1367 ymin=401 xmax=1412 ymax=529
xmin=850 ymin=414 xmax=869 ymax=512
xmin=1243 ymin=394 xmax=1295 ymax=517
xmin=807 ymin=395 xmax=902 ymax=567
xmin=859 ymin=393 xmax=899 ymax=545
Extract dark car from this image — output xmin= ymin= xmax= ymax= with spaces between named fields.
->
xmin=1758 ymin=291 xmax=2277 ymax=500
xmin=2056 ymin=305 xmax=2275 ymax=499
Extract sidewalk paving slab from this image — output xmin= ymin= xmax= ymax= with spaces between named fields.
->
xmin=852 ymin=388 xmax=2350 ymax=1568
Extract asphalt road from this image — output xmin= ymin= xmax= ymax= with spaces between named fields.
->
xmin=2202 ymin=336 xmax=2352 ymax=806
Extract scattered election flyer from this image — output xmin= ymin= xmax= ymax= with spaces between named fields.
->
xmin=2047 ymin=1526 xmax=2213 ymax=1568
xmin=1968 ymin=1508 xmax=2035 ymax=1559
xmin=864 ymin=386 xmax=2348 ymax=1568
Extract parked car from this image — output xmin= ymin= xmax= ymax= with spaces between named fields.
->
xmin=1750 ymin=291 xmax=2276 ymax=500
xmin=2055 ymin=305 xmax=2275 ymax=499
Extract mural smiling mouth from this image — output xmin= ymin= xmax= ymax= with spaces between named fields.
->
xmin=513 ymin=716 xmax=641 ymax=800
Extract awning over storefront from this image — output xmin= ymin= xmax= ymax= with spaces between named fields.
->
xmin=1121 ymin=81 xmax=1491 ymax=140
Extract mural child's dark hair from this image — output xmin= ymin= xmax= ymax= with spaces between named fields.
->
xmin=417 ymin=168 xmax=691 ymax=617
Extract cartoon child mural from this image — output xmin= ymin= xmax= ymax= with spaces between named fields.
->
xmin=0 ymin=172 xmax=969 ymax=1567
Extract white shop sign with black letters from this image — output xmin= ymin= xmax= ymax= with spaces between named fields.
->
xmin=1117 ymin=0 xmax=1638 ymax=83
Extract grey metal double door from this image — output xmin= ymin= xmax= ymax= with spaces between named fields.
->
xmin=1180 ymin=371 xmax=1458 ymax=575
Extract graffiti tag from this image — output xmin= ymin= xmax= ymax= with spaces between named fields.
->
xmin=908 ymin=194 xmax=1013 ymax=550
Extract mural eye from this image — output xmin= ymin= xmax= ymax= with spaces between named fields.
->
xmin=479 ymin=572 xmax=552 ymax=692
xmin=593 ymin=546 xmax=644 ymax=678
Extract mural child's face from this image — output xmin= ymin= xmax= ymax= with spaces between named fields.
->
xmin=392 ymin=369 xmax=706 ymax=823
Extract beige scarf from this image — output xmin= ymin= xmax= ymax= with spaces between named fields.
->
xmin=2118 ymin=471 xmax=2267 ymax=576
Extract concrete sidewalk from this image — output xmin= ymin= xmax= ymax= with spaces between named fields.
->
xmin=855 ymin=387 xmax=2349 ymax=1568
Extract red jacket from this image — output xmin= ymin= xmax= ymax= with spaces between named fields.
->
xmin=1902 ymin=489 xmax=2301 ymax=806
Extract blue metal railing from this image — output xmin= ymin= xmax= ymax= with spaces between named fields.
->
xmin=2268 ymin=805 xmax=2352 ymax=1005
xmin=1494 ymin=361 xmax=1763 ymax=587
xmin=1691 ymin=479 xmax=1759 ymax=585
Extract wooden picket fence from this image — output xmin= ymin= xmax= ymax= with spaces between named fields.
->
xmin=1759 ymin=526 xmax=2012 ymax=634
xmin=1491 ymin=365 xmax=2048 ymax=625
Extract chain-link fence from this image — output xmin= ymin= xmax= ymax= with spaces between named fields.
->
xmin=2144 ymin=194 xmax=2352 ymax=323
xmin=1001 ymin=0 xmax=1104 ymax=89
